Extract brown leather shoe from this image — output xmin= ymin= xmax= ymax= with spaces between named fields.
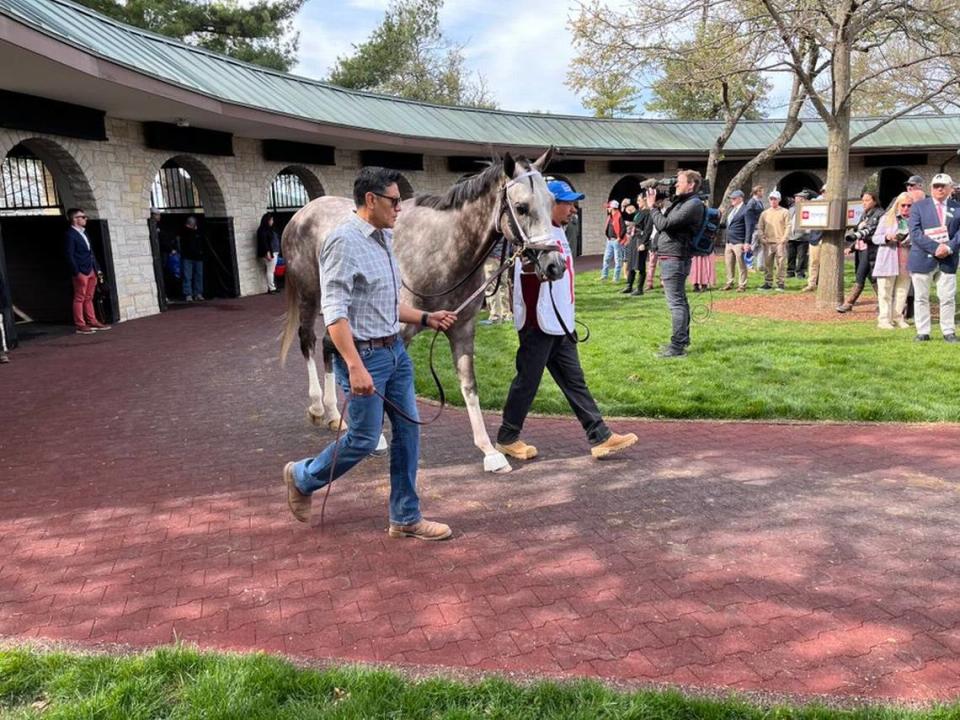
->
xmin=495 ymin=440 xmax=538 ymax=460
xmin=591 ymin=432 xmax=638 ymax=459
xmin=283 ymin=462 xmax=311 ymax=523
xmin=388 ymin=518 xmax=452 ymax=541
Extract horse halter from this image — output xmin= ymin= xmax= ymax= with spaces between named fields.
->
xmin=495 ymin=169 xmax=557 ymax=257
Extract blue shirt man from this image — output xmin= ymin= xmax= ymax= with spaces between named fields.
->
xmin=283 ymin=167 xmax=458 ymax=540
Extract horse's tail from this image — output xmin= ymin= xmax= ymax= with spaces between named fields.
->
xmin=279 ymin=272 xmax=300 ymax=366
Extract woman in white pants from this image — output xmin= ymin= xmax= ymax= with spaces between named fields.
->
xmin=256 ymin=213 xmax=281 ymax=294
xmin=872 ymin=192 xmax=913 ymax=329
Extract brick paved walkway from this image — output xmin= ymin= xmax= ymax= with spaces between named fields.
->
xmin=2 ymin=294 xmax=959 ymax=703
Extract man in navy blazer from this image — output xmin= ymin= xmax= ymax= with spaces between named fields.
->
xmin=721 ymin=190 xmax=750 ymax=291
xmin=65 ymin=207 xmax=110 ymax=334
xmin=908 ymin=174 xmax=959 ymax=342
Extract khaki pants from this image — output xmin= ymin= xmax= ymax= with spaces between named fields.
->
xmin=484 ymin=257 xmax=512 ymax=321
xmin=877 ymin=274 xmax=910 ymax=326
xmin=762 ymin=242 xmax=786 ymax=286
xmin=806 ymin=244 xmax=821 ymax=288
xmin=911 ymin=270 xmax=957 ymax=337
xmin=723 ymin=244 xmax=748 ymax=289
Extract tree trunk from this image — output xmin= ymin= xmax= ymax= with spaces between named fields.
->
xmin=815 ymin=39 xmax=852 ymax=310
xmin=720 ymin=77 xmax=806 ymax=207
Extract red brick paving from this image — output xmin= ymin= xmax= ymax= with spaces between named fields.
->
xmin=2 ymin=295 xmax=960 ymax=702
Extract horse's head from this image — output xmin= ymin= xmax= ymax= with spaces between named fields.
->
xmin=498 ymin=148 xmax=566 ymax=282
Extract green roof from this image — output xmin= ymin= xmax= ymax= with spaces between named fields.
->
xmin=3 ymin=0 xmax=960 ymax=154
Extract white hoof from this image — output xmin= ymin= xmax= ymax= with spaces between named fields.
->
xmin=483 ymin=452 xmax=512 ymax=473
xmin=370 ymin=433 xmax=389 ymax=457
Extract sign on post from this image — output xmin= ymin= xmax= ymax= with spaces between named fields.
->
xmin=796 ymin=199 xmax=845 ymax=230
xmin=846 ymin=199 xmax=864 ymax=227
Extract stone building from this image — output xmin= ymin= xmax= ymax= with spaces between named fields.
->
xmin=2 ymin=0 xmax=959 ymax=343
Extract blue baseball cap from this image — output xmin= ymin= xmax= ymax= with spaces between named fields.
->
xmin=547 ymin=179 xmax=585 ymax=202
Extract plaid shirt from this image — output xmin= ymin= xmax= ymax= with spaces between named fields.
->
xmin=319 ymin=213 xmax=401 ymax=341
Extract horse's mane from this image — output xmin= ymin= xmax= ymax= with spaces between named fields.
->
xmin=415 ymin=159 xmax=525 ymax=211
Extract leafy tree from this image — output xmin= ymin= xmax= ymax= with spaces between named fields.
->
xmin=76 ymin=0 xmax=304 ymax=71
xmin=573 ymin=74 xmax=636 ymax=118
xmin=569 ymin=4 xmax=774 ymax=203
xmin=328 ymin=0 xmax=496 ymax=109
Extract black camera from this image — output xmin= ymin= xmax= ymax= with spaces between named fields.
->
xmin=641 ymin=177 xmax=711 ymax=203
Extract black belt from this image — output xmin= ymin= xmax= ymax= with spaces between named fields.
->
xmin=354 ymin=334 xmax=398 ymax=351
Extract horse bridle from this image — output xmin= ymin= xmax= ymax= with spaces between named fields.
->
xmin=403 ymin=168 xmax=558 ymax=302
xmin=495 ymin=169 xmax=558 ymax=264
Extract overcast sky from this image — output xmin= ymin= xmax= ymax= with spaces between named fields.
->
xmin=293 ymin=0 xmax=587 ymax=115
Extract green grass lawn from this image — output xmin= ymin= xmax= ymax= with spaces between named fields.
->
xmin=407 ymin=262 xmax=959 ymax=423
xmin=2 ymin=646 xmax=957 ymax=719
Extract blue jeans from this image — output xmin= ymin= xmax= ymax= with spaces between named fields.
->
xmin=601 ymin=240 xmax=622 ymax=281
xmin=182 ymin=258 xmax=204 ymax=298
xmin=292 ymin=341 xmax=421 ymax=525
xmin=660 ymin=258 xmax=692 ymax=350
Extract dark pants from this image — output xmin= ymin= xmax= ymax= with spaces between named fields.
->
xmin=497 ymin=327 xmax=610 ymax=446
xmin=660 ymin=257 xmax=692 ymax=351
xmin=626 ymin=250 xmax=649 ymax=289
xmin=787 ymin=241 xmax=808 ymax=277
xmin=854 ymin=249 xmax=877 ymax=288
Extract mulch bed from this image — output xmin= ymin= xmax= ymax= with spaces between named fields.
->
xmin=709 ymin=291 xmax=881 ymax=323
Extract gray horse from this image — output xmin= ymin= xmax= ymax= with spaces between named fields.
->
xmin=279 ymin=149 xmax=564 ymax=473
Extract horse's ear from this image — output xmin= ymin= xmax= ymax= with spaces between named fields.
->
xmin=503 ymin=153 xmax=516 ymax=179
xmin=532 ymin=146 xmax=555 ymax=172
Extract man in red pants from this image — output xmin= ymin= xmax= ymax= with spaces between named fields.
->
xmin=65 ymin=208 xmax=110 ymax=334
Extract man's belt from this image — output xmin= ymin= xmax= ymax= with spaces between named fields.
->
xmin=354 ymin=334 xmax=398 ymax=351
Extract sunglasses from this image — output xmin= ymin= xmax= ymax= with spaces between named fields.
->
xmin=373 ymin=192 xmax=402 ymax=209
xmin=932 ymin=184 xmax=949 ymax=189
xmin=900 ymin=204 xmax=912 ymax=208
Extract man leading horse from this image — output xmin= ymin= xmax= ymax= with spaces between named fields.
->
xmin=282 ymin=167 xmax=458 ymax=540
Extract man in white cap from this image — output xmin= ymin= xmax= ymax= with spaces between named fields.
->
xmin=907 ymin=173 xmax=960 ymax=342
xmin=756 ymin=190 xmax=790 ymax=290
xmin=601 ymin=199 xmax=625 ymax=282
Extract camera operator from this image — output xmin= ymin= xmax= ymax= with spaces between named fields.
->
xmin=837 ymin=191 xmax=883 ymax=313
xmin=645 ymin=169 xmax=705 ymax=358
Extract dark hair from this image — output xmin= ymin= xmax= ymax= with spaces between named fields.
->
xmin=259 ymin=212 xmax=274 ymax=230
xmin=66 ymin=208 xmax=84 ymax=221
xmin=862 ymin=190 xmax=880 ymax=205
xmin=353 ymin=167 xmax=403 ymax=207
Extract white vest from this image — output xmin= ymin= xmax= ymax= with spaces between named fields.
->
xmin=512 ymin=225 xmax=575 ymax=335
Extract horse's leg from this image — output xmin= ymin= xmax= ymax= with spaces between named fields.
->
xmin=318 ymin=331 xmax=345 ymax=431
xmin=299 ymin=295 xmax=340 ymax=430
xmin=447 ymin=323 xmax=511 ymax=473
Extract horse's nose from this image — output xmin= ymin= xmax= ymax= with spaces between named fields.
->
xmin=546 ymin=261 xmax=565 ymax=281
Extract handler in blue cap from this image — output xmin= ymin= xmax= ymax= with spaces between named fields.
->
xmin=495 ymin=179 xmax=638 ymax=461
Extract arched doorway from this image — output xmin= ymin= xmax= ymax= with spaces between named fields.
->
xmin=875 ymin=167 xmax=911 ymax=208
xmin=608 ymin=175 xmax=646 ymax=208
xmin=547 ymin=174 xmax=584 ymax=256
xmin=777 ymin=171 xmax=822 ymax=207
xmin=0 ymin=139 xmax=116 ymax=344
xmin=148 ymin=156 xmax=237 ymax=307
xmin=268 ymin=166 xmax=324 ymax=239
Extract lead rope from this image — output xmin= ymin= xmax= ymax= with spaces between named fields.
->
xmin=319 ymin=249 xmax=522 ymax=531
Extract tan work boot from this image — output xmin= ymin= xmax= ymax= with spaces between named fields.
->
xmin=388 ymin=518 xmax=452 ymax=541
xmin=496 ymin=440 xmax=538 ymax=460
xmin=591 ymin=432 xmax=638 ymax=459
xmin=283 ymin=462 xmax=311 ymax=523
